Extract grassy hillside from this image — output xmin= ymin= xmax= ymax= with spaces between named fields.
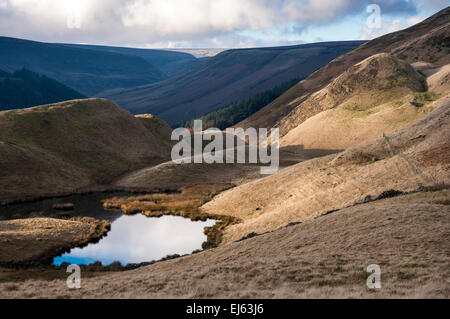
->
xmin=203 ymin=97 xmax=450 ymax=243
xmin=238 ymin=7 xmax=450 ymax=131
xmin=278 ymin=53 xmax=442 ymax=150
xmin=135 ymin=114 xmax=173 ymax=148
xmin=4 ymin=189 xmax=447 ymax=298
xmin=0 ymin=37 xmax=164 ymax=96
xmin=0 ymin=68 xmax=85 ymax=111
xmin=100 ymin=41 xmax=364 ymax=125
xmin=0 ymin=99 xmax=172 ymax=202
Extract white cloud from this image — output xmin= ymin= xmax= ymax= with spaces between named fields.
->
xmin=358 ymin=12 xmax=432 ymax=41
xmin=0 ymin=0 xmax=446 ymax=47
xmin=121 ymin=0 xmax=275 ymax=35
xmin=359 ymin=19 xmax=404 ymax=40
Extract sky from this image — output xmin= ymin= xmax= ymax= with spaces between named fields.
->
xmin=0 ymin=0 xmax=448 ymax=48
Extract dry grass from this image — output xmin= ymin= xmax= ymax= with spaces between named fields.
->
xmin=0 ymin=99 xmax=171 ymax=202
xmin=279 ymin=54 xmax=445 ymax=151
xmin=0 ymin=217 xmax=110 ymax=264
xmin=115 ymin=161 xmax=264 ymax=191
xmin=280 ymin=93 xmax=445 ymax=151
xmin=238 ymin=8 xmax=450 ymax=132
xmin=102 ymin=184 xmax=240 ymax=248
xmin=1 ymin=191 xmax=448 ymax=298
xmin=0 ymin=94 xmax=448 ymax=299
xmin=203 ymin=101 xmax=450 ymax=243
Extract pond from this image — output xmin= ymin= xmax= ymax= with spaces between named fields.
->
xmin=53 ymin=214 xmax=216 ymax=266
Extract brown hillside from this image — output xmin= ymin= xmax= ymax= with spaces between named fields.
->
xmin=2 ymin=189 xmax=448 ymax=298
xmin=279 ymin=54 xmax=447 ymax=151
xmin=203 ymin=98 xmax=450 ymax=244
xmin=0 ymin=99 xmax=171 ymax=202
xmin=237 ymin=7 xmax=450 ymax=131
xmin=279 ymin=53 xmax=426 ymax=140
xmin=135 ymin=114 xmax=173 ymax=148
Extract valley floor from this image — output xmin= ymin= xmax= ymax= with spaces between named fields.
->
xmin=0 ymin=190 xmax=448 ymax=298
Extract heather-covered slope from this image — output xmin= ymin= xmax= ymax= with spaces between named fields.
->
xmin=62 ymin=44 xmax=202 ymax=78
xmin=0 ymin=37 xmax=164 ymax=96
xmin=0 ymin=68 xmax=85 ymax=111
xmin=100 ymin=41 xmax=364 ymax=125
xmin=0 ymin=99 xmax=172 ymax=202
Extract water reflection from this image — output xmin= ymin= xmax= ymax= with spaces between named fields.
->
xmin=53 ymin=214 xmax=216 ymax=266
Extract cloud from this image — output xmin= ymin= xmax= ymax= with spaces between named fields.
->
xmin=0 ymin=0 xmax=446 ymax=48
xmin=358 ymin=13 xmax=431 ymax=41
xmin=359 ymin=18 xmax=405 ymax=40
xmin=357 ymin=0 xmax=447 ymax=41
xmin=412 ymin=0 xmax=449 ymax=12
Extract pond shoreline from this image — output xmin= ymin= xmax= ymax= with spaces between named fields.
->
xmin=0 ymin=184 xmax=240 ymax=275
xmin=0 ymin=187 xmax=181 ymax=207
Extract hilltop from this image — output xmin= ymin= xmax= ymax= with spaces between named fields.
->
xmin=99 ymin=41 xmax=364 ymax=125
xmin=0 ymin=99 xmax=172 ymax=202
xmin=279 ymin=53 xmax=441 ymax=151
xmin=238 ymin=7 xmax=450 ymax=131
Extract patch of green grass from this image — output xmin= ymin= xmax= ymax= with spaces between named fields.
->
xmin=411 ymin=92 xmax=439 ymax=108
xmin=342 ymin=104 xmax=375 ymax=117
xmin=392 ymin=74 xmax=415 ymax=88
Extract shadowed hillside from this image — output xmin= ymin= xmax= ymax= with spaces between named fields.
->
xmin=0 ymin=68 xmax=85 ymax=111
xmin=0 ymin=99 xmax=172 ymax=202
xmin=0 ymin=37 xmax=165 ymax=96
xmin=62 ymin=44 xmax=202 ymax=78
xmin=99 ymin=41 xmax=364 ymax=125
xmin=181 ymin=77 xmax=302 ymax=129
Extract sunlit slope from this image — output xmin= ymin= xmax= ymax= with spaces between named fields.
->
xmin=279 ymin=53 xmax=444 ymax=151
xmin=202 ymin=99 xmax=450 ymax=243
xmin=238 ymin=7 xmax=450 ymax=131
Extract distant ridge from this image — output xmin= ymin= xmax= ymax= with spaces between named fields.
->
xmin=62 ymin=43 xmax=202 ymax=78
xmin=0 ymin=36 xmax=165 ymax=96
xmin=99 ymin=41 xmax=365 ymax=125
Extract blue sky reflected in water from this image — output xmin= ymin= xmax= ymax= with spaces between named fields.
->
xmin=53 ymin=214 xmax=216 ymax=266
